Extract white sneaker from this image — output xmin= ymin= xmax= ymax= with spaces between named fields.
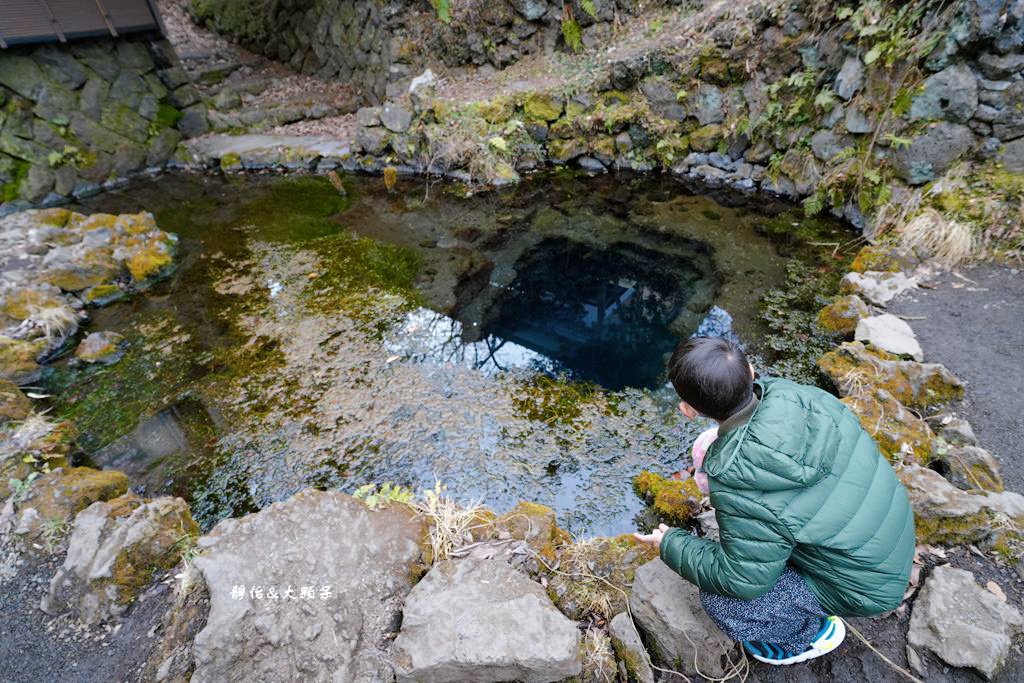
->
xmin=742 ymin=615 xmax=846 ymax=665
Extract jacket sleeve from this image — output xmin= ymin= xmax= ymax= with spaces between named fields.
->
xmin=659 ymin=492 xmax=795 ymax=600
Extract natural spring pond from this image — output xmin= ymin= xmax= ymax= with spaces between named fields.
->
xmin=51 ymin=171 xmax=851 ymax=536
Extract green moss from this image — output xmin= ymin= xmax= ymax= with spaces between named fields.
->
xmin=632 ymin=470 xmax=701 ymax=526
xmin=915 ymin=510 xmax=990 ymax=546
xmin=511 ymin=374 xmax=601 ymax=428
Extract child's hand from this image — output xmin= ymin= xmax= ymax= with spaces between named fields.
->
xmin=633 ymin=523 xmax=670 ymax=550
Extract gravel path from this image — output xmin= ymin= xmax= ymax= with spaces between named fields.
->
xmin=889 ymin=263 xmax=1024 ymax=492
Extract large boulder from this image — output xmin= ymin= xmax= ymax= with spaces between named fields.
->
xmin=907 ymin=565 xmax=1024 ymax=679
xmin=391 ymin=557 xmax=582 ymax=682
xmin=898 ymin=465 xmax=1024 ymax=546
xmin=941 ymin=445 xmax=1004 ymax=493
xmin=890 ymin=122 xmax=975 ymax=185
xmin=818 ymin=341 xmax=964 ymax=411
xmin=909 ymin=64 xmax=978 ymax=123
xmin=42 ymin=494 xmax=197 ymax=624
xmin=629 ymin=559 xmax=733 ymax=678
xmin=188 ymin=490 xmax=426 ymax=683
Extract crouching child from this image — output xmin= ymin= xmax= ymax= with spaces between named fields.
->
xmin=635 ymin=336 xmax=915 ymax=665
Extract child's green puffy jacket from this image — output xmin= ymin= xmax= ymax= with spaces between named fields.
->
xmin=659 ymin=376 xmax=915 ymax=616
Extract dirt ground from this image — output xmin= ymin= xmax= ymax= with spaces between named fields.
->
xmin=889 ymin=264 xmax=1024 ymax=492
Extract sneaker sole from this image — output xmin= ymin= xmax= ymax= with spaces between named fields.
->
xmin=748 ymin=617 xmax=846 ymax=666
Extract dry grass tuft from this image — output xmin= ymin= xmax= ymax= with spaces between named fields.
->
xmin=26 ymin=303 xmax=79 ymax=346
xmin=580 ymin=629 xmax=617 ymax=683
xmin=898 ymin=207 xmax=974 ymax=268
xmin=411 ymin=481 xmax=489 ymax=562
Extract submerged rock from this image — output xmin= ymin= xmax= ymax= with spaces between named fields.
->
xmin=907 ymin=565 xmax=1024 ymax=679
xmin=42 ymin=494 xmax=197 ymax=624
xmin=855 ymin=313 xmax=924 ymax=361
xmin=392 ymin=557 xmax=581 ymax=683
xmin=629 ymin=559 xmax=733 ymax=678
xmin=818 ymin=341 xmax=964 ymax=411
xmin=188 ymin=490 xmax=425 ymax=682
xmin=74 ymin=331 xmax=126 ymax=365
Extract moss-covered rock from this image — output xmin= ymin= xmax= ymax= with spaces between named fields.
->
xmin=817 ymin=294 xmax=871 ymax=336
xmin=818 ymin=341 xmax=964 ymax=411
xmin=841 ymin=387 xmax=935 ymax=464
xmin=548 ymin=535 xmax=657 ymax=620
xmin=0 ymin=335 xmax=45 ymax=385
xmin=80 ymin=283 xmax=127 ymax=307
xmin=42 ymin=494 xmax=198 ymax=624
xmin=73 ymin=331 xmax=126 ymax=365
xmin=940 ymin=445 xmax=1004 ymax=493
xmin=522 ymin=93 xmax=564 ymax=122
xmin=0 ymin=285 xmax=67 ymax=322
xmin=0 ymin=377 xmax=31 ymax=423
xmin=496 ymin=501 xmax=568 ymax=566
xmin=13 ymin=466 xmax=131 ymax=544
xmin=898 ymin=465 xmax=1024 ymax=547
xmin=849 ymin=242 xmax=920 ymax=273
xmin=632 ymin=471 xmax=702 ymax=526
xmin=127 ymin=238 xmax=175 ymax=283
xmin=689 ymin=123 xmax=722 ymax=153
xmin=547 ymin=138 xmax=586 ymax=164
xmin=479 ymin=95 xmax=514 ymax=124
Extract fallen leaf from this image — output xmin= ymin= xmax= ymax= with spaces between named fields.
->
xmin=986 ymin=581 xmax=1007 ymax=602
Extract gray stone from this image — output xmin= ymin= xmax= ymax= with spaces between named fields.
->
xmin=891 ymin=122 xmax=975 ymax=185
xmin=907 ymin=565 xmax=1024 ymax=679
xmin=79 ymin=78 xmax=110 ymax=121
xmin=845 ymin=106 xmax=874 ymax=134
xmin=380 ymin=102 xmax=413 ymax=133
xmin=169 ymin=84 xmax=200 ymax=109
xmin=688 ymin=83 xmax=724 ymax=125
xmin=212 ymin=89 xmax=242 ymax=111
xmin=629 ymin=560 xmax=732 ymax=677
xmin=509 ymin=0 xmax=547 ymax=21
xmin=71 ymin=42 xmax=121 ymax=81
xmin=938 ymin=415 xmax=978 ymax=446
xmin=810 ymin=130 xmax=855 ymax=162
xmin=53 ymin=165 xmax=78 ymax=197
xmin=840 ymin=270 xmax=918 ymax=306
xmin=0 ymin=56 xmax=47 ymax=99
xmin=408 ymin=68 xmax=437 ymax=113
xmin=898 ymin=465 xmax=1024 ymax=545
xmin=976 ymin=52 xmax=1024 ymax=80
xmin=641 ymin=79 xmax=686 ymax=121
xmin=356 ymin=125 xmax=389 ymax=155
xmin=835 ymin=56 xmax=865 ymax=101
xmin=115 ymin=41 xmax=154 ymax=72
xmin=609 ymin=612 xmax=654 ymax=683
xmin=577 ymin=156 xmax=607 ymax=173
xmin=909 ymin=64 xmax=978 ymax=124
xmin=854 ymin=313 xmax=924 ymax=361
xmin=33 ymin=82 xmax=78 ymax=122
xmin=944 ymin=445 xmax=1004 ymax=492
xmin=1000 ymin=136 xmax=1024 ymax=172
xmin=157 ymin=67 xmax=190 ymax=90
xmin=356 ymin=106 xmax=381 ymax=127
xmin=42 ymin=495 xmax=197 ymax=624
xmin=109 ymin=71 xmax=148 ymax=110
xmin=177 ymin=105 xmax=210 ymax=138
xmin=20 ymin=164 xmax=55 ymax=203
xmin=392 ymin=557 xmax=581 ymax=682
xmin=189 ymin=491 xmax=426 ymax=682
xmin=34 ymin=45 xmax=88 ymax=89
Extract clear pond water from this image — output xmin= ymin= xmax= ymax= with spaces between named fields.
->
xmin=51 ymin=171 xmax=849 ymax=535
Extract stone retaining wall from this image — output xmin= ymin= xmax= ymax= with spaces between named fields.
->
xmin=0 ymin=36 xmax=207 ymax=212
xmin=187 ymin=0 xmax=668 ymax=104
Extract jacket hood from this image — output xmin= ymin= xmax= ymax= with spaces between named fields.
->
xmin=701 ymin=378 xmax=840 ymax=491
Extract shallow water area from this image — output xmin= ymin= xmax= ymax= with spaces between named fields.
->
xmin=50 ymin=171 xmax=846 ymax=535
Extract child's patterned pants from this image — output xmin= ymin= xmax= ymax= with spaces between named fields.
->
xmin=699 ymin=564 xmax=826 ymax=650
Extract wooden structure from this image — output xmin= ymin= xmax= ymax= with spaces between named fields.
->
xmin=0 ymin=0 xmax=165 ymax=49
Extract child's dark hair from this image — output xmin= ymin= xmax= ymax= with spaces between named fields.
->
xmin=668 ymin=337 xmax=753 ymax=421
